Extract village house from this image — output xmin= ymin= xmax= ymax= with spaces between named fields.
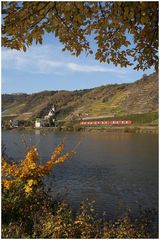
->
xmin=35 ymin=105 xmax=56 ymax=128
xmin=11 ymin=120 xmax=25 ymax=128
xmin=35 ymin=119 xmax=45 ymax=128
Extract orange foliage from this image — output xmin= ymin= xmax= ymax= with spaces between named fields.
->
xmin=2 ymin=143 xmax=74 ymax=193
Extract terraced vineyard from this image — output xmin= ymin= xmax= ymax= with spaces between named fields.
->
xmin=2 ymin=72 xmax=158 ymax=124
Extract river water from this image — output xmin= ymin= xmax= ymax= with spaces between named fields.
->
xmin=2 ymin=129 xmax=158 ymax=218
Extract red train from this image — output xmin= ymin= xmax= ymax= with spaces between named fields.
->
xmin=80 ymin=120 xmax=132 ymax=125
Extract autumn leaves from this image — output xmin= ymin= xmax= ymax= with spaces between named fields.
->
xmin=2 ymin=143 xmax=74 ymax=193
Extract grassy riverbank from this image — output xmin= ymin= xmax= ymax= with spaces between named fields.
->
xmin=81 ymin=126 xmax=158 ymax=134
xmin=3 ymin=124 xmax=158 ymax=134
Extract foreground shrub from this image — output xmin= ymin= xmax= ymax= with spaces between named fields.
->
xmin=2 ymin=145 xmax=157 ymax=238
xmin=103 ymin=214 xmax=150 ymax=238
xmin=2 ymin=143 xmax=74 ymax=193
xmin=2 ymin=144 xmax=74 ymax=237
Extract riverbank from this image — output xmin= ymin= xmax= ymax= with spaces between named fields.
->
xmin=82 ymin=125 xmax=158 ymax=134
xmin=3 ymin=124 xmax=158 ymax=134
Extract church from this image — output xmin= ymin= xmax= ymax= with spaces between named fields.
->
xmin=35 ymin=105 xmax=56 ymax=128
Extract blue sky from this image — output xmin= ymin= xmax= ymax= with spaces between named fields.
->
xmin=2 ymin=33 xmax=154 ymax=94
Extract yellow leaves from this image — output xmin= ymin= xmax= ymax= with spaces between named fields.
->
xmin=24 ymin=179 xmax=38 ymax=193
xmin=140 ymin=16 xmax=147 ymax=25
xmin=24 ymin=185 xmax=32 ymax=193
xmin=74 ymin=220 xmax=83 ymax=225
xmin=25 ymin=147 xmax=38 ymax=162
xmin=2 ymin=180 xmax=13 ymax=190
xmin=39 ymin=9 xmax=46 ymax=16
xmin=27 ymin=179 xmax=37 ymax=187
xmin=2 ymin=158 xmax=19 ymax=177
xmin=2 ymin=158 xmax=9 ymax=172
xmin=90 ymin=7 xmax=98 ymax=14
xmin=75 ymin=2 xmax=84 ymax=11
xmin=95 ymin=50 xmax=102 ymax=60
xmin=2 ymin=144 xmax=74 ymax=193
xmin=30 ymin=16 xmax=34 ymax=21
xmin=74 ymin=15 xmax=83 ymax=24
xmin=54 ymin=152 xmax=74 ymax=165
xmin=51 ymin=143 xmax=64 ymax=161
xmin=124 ymin=7 xmax=129 ymax=19
xmin=64 ymin=3 xmax=72 ymax=12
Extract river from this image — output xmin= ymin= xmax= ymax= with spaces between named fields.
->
xmin=2 ymin=129 xmax=158 ymax=219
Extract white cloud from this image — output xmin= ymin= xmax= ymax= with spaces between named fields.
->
xmin=2 ymin=45 xmax=127 ymax=76
xmin=2 ymin=46 xmax=63 ymax=74
xmin=67 ymin=62 xmax=123 ymax=73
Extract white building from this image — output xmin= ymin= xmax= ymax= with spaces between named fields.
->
xmin=35 ymin=119 xmax=44 ymax=128
xmin=35 ymin=105 xmax=56 ymax=128
xmin=45 ymin=105 xmax=56 ymax=119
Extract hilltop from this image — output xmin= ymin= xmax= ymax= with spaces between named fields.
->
xmin=2 ymin=73 xmax=158 ymax=122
